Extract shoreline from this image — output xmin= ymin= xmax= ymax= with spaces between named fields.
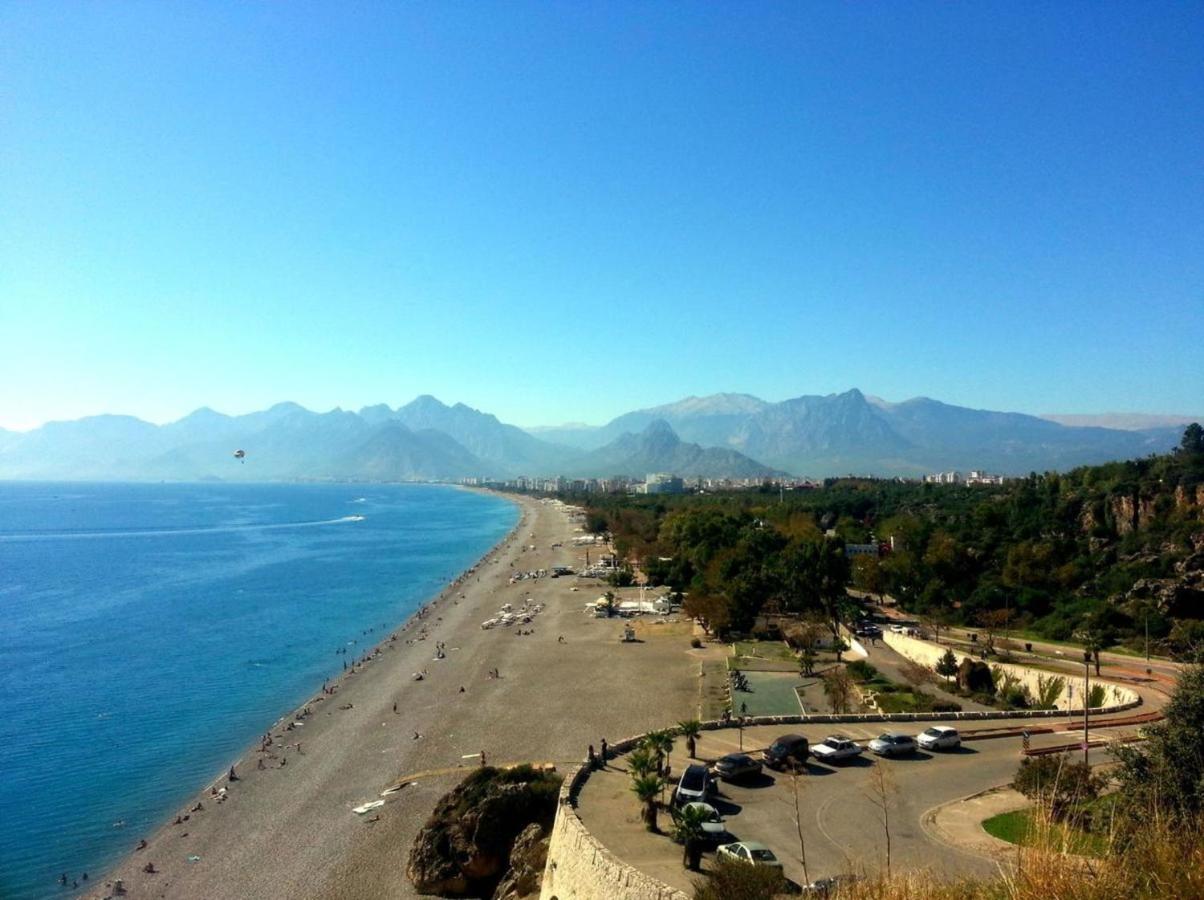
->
xmin=86 ymin=488 xmax=527 ymax=899
xmin=88 ymin=491 xmax=700 ymax=900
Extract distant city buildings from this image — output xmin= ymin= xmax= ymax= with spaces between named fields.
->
xmin=922 ymin=469 xmax=1008 ymax=485
xmin=641 ymin=473 xmax=684 ymax=494
xmin=458 ymin=473 xmax=822 ymax=494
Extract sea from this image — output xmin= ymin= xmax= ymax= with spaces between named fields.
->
xmin=0 ymin=482 xmax=518 ymax=900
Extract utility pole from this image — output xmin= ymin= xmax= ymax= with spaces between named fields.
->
xmin=1145 ymin=614 xmax=1150 ymax=662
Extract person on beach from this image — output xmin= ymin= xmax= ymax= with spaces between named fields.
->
xmin=588 ymin=744 xmax=597 ymax=769
xmin=229 ymin=766 xmax=238 ymax=781
xmin=480 ymin=750 xmax=487 ymax=767
xmin=600 ymin=738 xmax=608 ymax=766
xmin=393 ymin=701 xmax=397 ymax=713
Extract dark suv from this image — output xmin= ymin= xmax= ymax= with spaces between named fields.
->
xmin=762 ymin=733 xmax=809 ymax=770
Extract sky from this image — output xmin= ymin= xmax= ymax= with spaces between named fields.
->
xmin=1 ymin=3 xmax=1201 ymax=431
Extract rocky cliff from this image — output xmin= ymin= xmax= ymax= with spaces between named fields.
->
xmin=407 ymin=766 xmax=561 ymax=898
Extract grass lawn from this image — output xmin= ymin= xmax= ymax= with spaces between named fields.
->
xmin=982 ymin=801 xmax=1115 ymax=857
xmin=733 ymin=640 xmax=796 ymax=661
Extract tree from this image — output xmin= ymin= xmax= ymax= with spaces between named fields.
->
xmin=693 ymin=856 xmax=785 ymax=900
xmin=601 ymin=591 xmax=617 ymax=617
xmin=866 ymin=762 xmax=897 ymax=877
xmin=643 ymin=730 xmax=675 ymax=776
xmin=789 ymin=769 xmax=809 ymax=885
xmin=671 ymin=802 xmax=710 ymax=870
xmin=852 ymin=555 xmax=885 ymax=601
xmin=1115 ymin=664 xmax=1204 ymax=827
xmin=822 ymin=667 xmax=854 ymax=713
xmin=678 ymin=720 xmax=702 ymax=759
xmin=1074 ymin=616 xmax=1115 ymax=676
xmin=977 ymin=608 xmax=1012 ymax=654
xmin=626 ymin=746 xmax=657 ymax=779
xmin=1012 ymin=754 xmax=1102 ymax=823
xmin=831 ymin=636 xmax=850 ymax=664
xmin=1179 ymin=422 xmax=1204 ymax=455
xmin=935 ymin=648 xmax=959 ymax=683
xmin=631 ymin=773 xmax=665 ymax=832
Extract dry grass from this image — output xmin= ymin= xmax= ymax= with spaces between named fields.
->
xmin=825 ymin=809 xmax=1204 ymax=900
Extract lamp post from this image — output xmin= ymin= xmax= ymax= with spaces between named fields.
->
xmin=1083 ymin=650 xmax=1092 ymax=765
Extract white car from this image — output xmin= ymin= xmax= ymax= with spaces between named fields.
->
xmin=810 ymin=735 xmax=864 ymax=763
xmin=917 ymin=725 xmax=961 ymax=751
xmin=716 ymin=841 xmax=783 ymax=869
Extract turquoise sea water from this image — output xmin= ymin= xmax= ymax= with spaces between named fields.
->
xmin=0 ymin=482 xmax=517 ymax=900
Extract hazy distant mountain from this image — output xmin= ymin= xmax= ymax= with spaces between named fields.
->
xmin=0 ymin=389 xmax=1189 ymax=482
xmin=388 ymin=395 xmax=572 ymax=472
xmin=337 ymin=423 xmax=485 ymax=480
xmin=534 ymin=393 xmax=771 ymax=450
xmin=561 ymin=420 xmax=781 ymax=479
xmin=1040 ymin=413 xmax=1203 ymax=431
xmin=524 ymin=389 xmax=1185 ymax=477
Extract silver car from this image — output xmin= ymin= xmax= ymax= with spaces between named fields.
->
xmin=716 ymin=841 xmax=783 ymax=869
xmin=868 ymin=732 xmax=917 ymax=757
xmin=917 ymin=725 xmax=961 ymax=750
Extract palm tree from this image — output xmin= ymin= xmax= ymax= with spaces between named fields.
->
xmin=643 ymin=730 xmax=675 ymax=776
xmin=631 ymin=773 xmax=665 ymax=832
xmin=626 ymin=746 xmax=657 ymax=778
xmin=677 ymin=720 xmax=702 ymax=759
xmin=670 ymin=801 xmax=709 ymax=869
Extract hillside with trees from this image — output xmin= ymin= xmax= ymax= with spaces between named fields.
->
xmin=568 ymin=426 xmax=1204 ymax=656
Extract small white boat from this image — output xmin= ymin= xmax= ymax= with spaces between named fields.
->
xmin=353 ymin=800 xmax=385 ymax=815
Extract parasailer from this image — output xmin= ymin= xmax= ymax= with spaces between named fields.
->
xmin=233 ymin=449 xmax=246 ymax=463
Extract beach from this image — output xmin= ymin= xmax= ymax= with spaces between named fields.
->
xmin=88 ymin=493 xmax=700 ymax=900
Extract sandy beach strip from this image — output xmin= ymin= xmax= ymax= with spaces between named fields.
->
xmin=87 ymin=493 xmax=701 ymax=900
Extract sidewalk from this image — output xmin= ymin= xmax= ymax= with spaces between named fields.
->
xmin=922 ymin=785 xmax=1027 ymax=864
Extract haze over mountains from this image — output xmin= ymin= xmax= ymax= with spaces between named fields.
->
xmin=0 ymin=390 xmax=1190 ymax=483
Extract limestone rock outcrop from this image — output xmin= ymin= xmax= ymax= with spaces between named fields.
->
xmin=407 ymin=766 xmax=560 ymax=897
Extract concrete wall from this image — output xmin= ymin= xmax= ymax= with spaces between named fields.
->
xmin=881 ymin=631 xmax=1140 ymax=712
xmin=540 ymin=730 xmax=689 ymax=900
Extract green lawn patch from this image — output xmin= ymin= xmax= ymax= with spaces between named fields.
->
xmin=733 ymin=640 xmax=796 ymax=661
xmin=982 ymin=802 xmax=1114 ymax=857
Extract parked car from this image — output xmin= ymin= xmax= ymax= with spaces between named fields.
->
xmin=889 ymin=624 xmax=906 ymax=633
xmin=674 ymin=763 xmax=713 ymax=805
xmin=810 ymin=735 xmax=864 ymax=763
xmin=802 ymin=875 xmax=861 ymax=897
xmin=714 ymin=752 xmax=763 ymax=781
xmin=680 ymin=801 xmax=727 ymax=843
xmin=917 ymin=725 xmax=961 ymax=751
xmin=869 ymin=732 xmax=918 ymax=757
xmin=762 ymin=733 xmax=810 ymax=770
xmin=715 ymin=841 xmax=783 ymax=869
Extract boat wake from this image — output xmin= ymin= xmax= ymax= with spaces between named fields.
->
xmin=0 ymin=515 xmax=366 ymax=542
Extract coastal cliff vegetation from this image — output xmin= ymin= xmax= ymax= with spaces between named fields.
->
xmin=407 ymin=765 xmax=562 ymax=899
xmin=567 ymin=427 xmax=1204 ymax=656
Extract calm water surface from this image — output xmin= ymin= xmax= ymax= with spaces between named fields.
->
xmin=0 ymin=482 xmax=517 ymax=900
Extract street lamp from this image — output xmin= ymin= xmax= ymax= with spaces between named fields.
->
xmin=1083 ymin=650 xmax=1092 ymax=765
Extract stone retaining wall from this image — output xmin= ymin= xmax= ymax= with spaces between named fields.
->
xmin=881 ymin=631 xmax=1140 ymax=713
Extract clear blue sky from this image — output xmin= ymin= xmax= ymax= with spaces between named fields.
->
xmin=2 ymin=3 xmax=1201 ymax=431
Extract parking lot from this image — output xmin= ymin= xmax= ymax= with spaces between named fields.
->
xmin=575 ymin=720 xmax=1124 ymax=894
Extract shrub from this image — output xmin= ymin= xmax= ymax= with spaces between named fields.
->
xmin=846 ymin=660 xmax=878 ymax=682
xmin=1013 ymin=754 xmax=1102 ymax=823
xmin=690 ymin=637 xmax=703 ymax=649
xmin=693 ymin=855 xmax=786 ymax=900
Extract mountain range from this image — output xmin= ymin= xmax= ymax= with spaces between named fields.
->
xmin=0 ymin=390 xmax=1191 ymax=482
